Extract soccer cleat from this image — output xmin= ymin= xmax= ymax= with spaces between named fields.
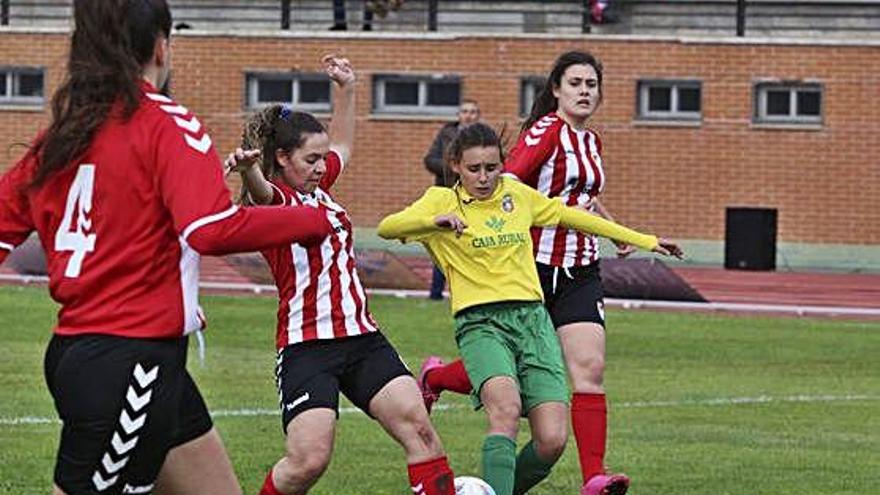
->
xmin=417 ymin=356 xmax=444 ymax=414
xmin=581 ymin=473 xmax=630 ymax=495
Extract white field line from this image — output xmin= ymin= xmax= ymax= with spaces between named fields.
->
xmin=2 ymin=394 xmax=876 ymax=427
xmin=3 ymin=274 xmax=879 ymax=317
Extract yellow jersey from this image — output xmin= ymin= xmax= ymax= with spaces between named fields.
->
xmin=377 ymin=178 xmax=658 ymax=315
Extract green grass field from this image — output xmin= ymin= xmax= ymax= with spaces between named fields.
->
xmin=1 ymin=285 xmax=878 ymax=494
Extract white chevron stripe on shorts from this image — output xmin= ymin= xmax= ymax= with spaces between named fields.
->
xmin=90 ymin=363 xmax=159 ymax=492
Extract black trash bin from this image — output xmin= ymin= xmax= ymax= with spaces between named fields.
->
xmin=724 ymin=207 xmax=777 ymax=271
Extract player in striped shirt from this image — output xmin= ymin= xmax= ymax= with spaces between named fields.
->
xmin=377 ymin=123 xmax=681 ymax=495
xmin=0 ymin=1 xmax=333 ymax=494
xmin=419 ymin=51 xmax=662 ymax=495
xmin=226 ymin=57 xmax=455 ymax=495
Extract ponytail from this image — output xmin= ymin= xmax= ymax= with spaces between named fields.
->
xmin=239 ymin=104 xmax=326 ymax=202
xmin=31 ymin=0 xmax=171 ymax=188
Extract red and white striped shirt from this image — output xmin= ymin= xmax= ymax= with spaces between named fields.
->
xmin=261 ymin=150 xmax=379 ymax=349
xmin=504 ymin=112 xmax=606 ymax=267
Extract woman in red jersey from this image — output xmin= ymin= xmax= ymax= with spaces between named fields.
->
xmin=420 ymin=51 xmax=652 ymax=495
xmin=0 ymin=1 xmax=333 ymax=494
xmin=225 ymin=57 xmax=455 ymax=495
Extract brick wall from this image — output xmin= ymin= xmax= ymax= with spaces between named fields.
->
xmin=1 ymin=31 xmax=877 ymax=244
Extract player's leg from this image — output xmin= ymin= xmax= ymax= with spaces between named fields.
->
xmin=513 ymin=402 xmax=568 ymax=495
xmin=263 ymin=409 xmax=337 ymax=495
xmin=259 ymin=341 xmax=346 ymax=495
xmin=418 ymin=356 xmax=472 ymax=413
xmin=152 ymin=428 xmax=240 ymax=495
xmin=455 ymin=305 xmax=523 ymax=495
xmin=343 ymin=333 xmax=454 ymax=495
xmin=477 ymin=376 xmax=521 ymax=495
xmin=512 ymin=302 xmax=570 ymax=495
xmin=46 ymin=335 xmax=215 ymax=495
xmin=550 ymin=264 xmax=629 ymax=494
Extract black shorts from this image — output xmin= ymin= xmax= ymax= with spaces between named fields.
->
xmin=537 ymin=261 xmax=606 ymax=329
xmin=44 ymin=334 xmax=213 ymax=495
xmin=275 ymin=332 xmax=411 ymax=431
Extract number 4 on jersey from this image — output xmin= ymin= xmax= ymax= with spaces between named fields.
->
xmin=54 ymin=164 xmax=97 ymax=278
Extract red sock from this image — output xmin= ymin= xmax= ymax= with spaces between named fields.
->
xmin=571 ymin=393 xmax=607 ymax=483
xmin=426 ymin=359 xmax=472 ymax=394
xmin=259 ymin=469 xmax=284 ymax=495
xmin=408 ymin=456 xmax=455 ymax=495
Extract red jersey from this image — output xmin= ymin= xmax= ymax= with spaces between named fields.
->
xmin=261 ymin=150 xmax=379 ymax=349
xmin=504 ymin=112 xmax=606 ymax=267
xmin=0 ymin=83 xmax=331 ymax=338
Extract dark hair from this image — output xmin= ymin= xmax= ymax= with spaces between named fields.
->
xmin=444 ymin=122 xmax=505 ymax=167
xmin=31 ymin=0 xmax=172 ymax=188
xmin=240 ymin=104 xmax=326 ymax=193
xmin=522 ymin=50 xmax=604 ymax=132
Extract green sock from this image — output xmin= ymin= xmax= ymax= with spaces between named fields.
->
xmin=482 ymin=434 xmax=517 ymax=495
xmin=513 ymin=440 xmax=556 ymax=495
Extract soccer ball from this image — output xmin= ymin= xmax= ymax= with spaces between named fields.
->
xmin=454 ymin=476 xmax=496 ymax=495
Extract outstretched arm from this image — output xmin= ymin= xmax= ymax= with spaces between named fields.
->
xmin=377 ymin=188 xmax=459 ymax=242
xmin=224 ymin=148 xmax=275 ymax=205
xmin=324 ymin=55 xmax=356 ymax=164
xmin=559 ymin=207 xmax=682 ymax=257
xmin=593 ymin=198 xmax=636 ymax=258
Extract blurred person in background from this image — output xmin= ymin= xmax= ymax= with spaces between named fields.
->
xmin=423 ymin=99 xmax=480 ymax=299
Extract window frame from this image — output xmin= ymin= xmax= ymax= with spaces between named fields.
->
xmin=372 ymin=74 xmax=461 ymax=116
xmin=636 ymin=79 xmax=702 ymax=122
xmin=244 ymin=72 xmax=332 ymax=112
xmin=520 ymin=76 xmax=546 ymax=118
xmin=753 ymin=81 xmax=823 ymax=125
xmin=0 ymin=67 xmax=46 ymax=107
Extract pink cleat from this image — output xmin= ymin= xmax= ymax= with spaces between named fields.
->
xmin=581 ymin=473 xmax=630 ymax=495
xmin=417 ymin=356 xmax=444 ymax=414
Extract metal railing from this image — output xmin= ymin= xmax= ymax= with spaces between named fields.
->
xmin=1 ymin=0 xmax=878 ymax=37
xmin=0 ymin=0 xmax=594 ymax=33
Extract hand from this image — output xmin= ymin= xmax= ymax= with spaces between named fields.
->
xmin=615 ymin=242 xmax=637 ymax=258
xmin=651 ymin=237 xmax=684 ymax=259
xmin=434 ymin=214 xmax=467 ymax=237
xmin=223 ymin=148 xmax=262 ymax=177
xmin=322 ymin=54 xmax=355 ymax=87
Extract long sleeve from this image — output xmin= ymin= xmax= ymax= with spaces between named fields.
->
xmin=0 ymin=157 xmax=35 ymax=264
xmin=521 ymin=179 xmax=657 ymax=251
xmin=377 ymin=187 xmax=450 ymax=242
xmin=558 ymin=207 xmax=658 ymax=251
xmin=185 ymin=205 xmax=332 ymax=256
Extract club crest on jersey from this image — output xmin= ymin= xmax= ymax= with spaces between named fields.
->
xmin=501 ymin=194 xmax=515 ymax=213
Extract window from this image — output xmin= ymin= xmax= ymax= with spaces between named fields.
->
xmin=0 ymin=67 xmax=45 ymax=106
xmin=754 ymin=82 xmax=822 ymax=124
xmin=373 ymin=75 xmax=461 ymax=115
xmin=520 ymin=77 xmax=546 ymax=117
xmin=637 ymin=80 xmax=701 ymax=121
xmin=245 ymin=73 xmax=331 ymax=112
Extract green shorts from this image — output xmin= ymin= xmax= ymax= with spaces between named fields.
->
xmin=454 ymin=300 xmax=569 ymax=414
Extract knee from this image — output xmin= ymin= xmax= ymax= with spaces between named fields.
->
xmin=282 ymin=445 xmax=332 ymax=484
xmin=533 ymin=427 xmax=568 ymax=462
xmin=486 ymin=400 xmax=522 ymax=436
xmin=569 ymin=353 xmax=605 ymax=391
xmin=394 ymin=403 xmax=445 ymax=456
